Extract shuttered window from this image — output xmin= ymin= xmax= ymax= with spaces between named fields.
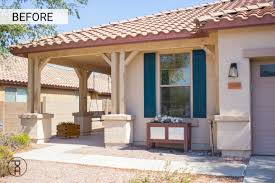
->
xmin=144 ymin=53 xmax=156 ymax=117
xmin=160 ymin=53 xmax=191 ymax=118
xmin=192 ymin=50 xmax=207 ymax=118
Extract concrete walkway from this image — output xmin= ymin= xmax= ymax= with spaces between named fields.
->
xmin=244 ymin=156 xmax=275 ymax=183
xmin=16 ymin=143 xmax=246 ymax=177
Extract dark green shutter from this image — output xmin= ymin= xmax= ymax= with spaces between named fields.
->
xmin=144 ymin=53 xmax=156 ymax=118
xmin=192 ymin=50 xmax=206 ymax=118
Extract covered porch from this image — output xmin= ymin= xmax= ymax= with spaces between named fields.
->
xmin=13 ymin=33 xmax=217 ymax=146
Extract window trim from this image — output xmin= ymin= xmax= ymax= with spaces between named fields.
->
xmin=156 ymin=51 xmax=193 ymax=118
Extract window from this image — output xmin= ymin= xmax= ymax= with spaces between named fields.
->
xmin=260 ymin=64 xmax=275 ymax=77
xmin=16 ymin=88 xmax=27 ymax=102
xmin=5 ymin=87 xmax=27 ymax=103
xmin=5 ymin=88 xmax=16 ymax=102
xmin=160 ymin=53 xmax=191 ymax=118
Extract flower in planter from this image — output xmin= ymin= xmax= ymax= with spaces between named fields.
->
xmin=152 ymin=115 xmax=185 ymax=123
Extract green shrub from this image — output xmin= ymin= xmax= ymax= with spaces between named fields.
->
xmin=10 ymin=133 xmax=30 ymax=149
xmin=0 ymin=133 xmax=12 ymax=147
xmin=0 ymin=146 xmax=13 ymax=177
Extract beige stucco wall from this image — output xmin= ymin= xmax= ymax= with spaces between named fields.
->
xmin=125 ymin=39 xmax=219 ymax=149
xmin=217 ymin=25 xmax=275 ymax=155
xmin=0 ymin=85 xmax=110 ymax=135
xmin=218 ymin=25 xmax=275 ymax=116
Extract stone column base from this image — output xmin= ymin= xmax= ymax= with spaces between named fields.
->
xmin=73 ymin=112 xmax=93 ymax=135
xmin=222 ymin=150 xmax=251 ymax=158
xmin=215 ymin=115 xmax=251 ymax=158
xmin=102 ymin=114 xmax=134 ymax=147
xmin=19 ymin=113 xmax=54 ymax=144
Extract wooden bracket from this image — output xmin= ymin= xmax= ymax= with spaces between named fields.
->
xmin=101 ymin=53 xmax=112 ymax=66
xmin=125 ymin=50 xmax=139 ymax=66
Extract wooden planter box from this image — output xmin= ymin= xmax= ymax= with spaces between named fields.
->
xmin=147 ymin=122 xmax=191 ymax=152
xmin=57 ymin=123 xmax=80 ymax=138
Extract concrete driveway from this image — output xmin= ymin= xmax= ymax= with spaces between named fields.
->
xmin=244 ymin=156 xmax=275 ymax=183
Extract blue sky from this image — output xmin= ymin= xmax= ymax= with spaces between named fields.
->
xmin=57 ymin=0 xmax=214 ymax=33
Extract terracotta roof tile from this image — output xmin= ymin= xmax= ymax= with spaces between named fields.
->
xmin=0 ymin=56 xmax=111 ymax=94
xmin=10 ymin=0 xmax=275 ymax=55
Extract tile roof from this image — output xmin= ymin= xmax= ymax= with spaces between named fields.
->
xmin=0 ymin=56 xmax=111 ymax=95
xmin=11 ymin=0 xmax=275 ymax=55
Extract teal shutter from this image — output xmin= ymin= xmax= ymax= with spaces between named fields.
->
xmin=192 ymin=50 xmax=206 ymax=118
xmin=144 ymin=53 xmax=156 ymax=118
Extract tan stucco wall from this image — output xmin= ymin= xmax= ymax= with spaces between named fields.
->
xmin=0 ymin=85 xmax=110 ymax=135
xmin=217 ymin=25 xmax=275 ymax=155
xmin=218 ymin=25 xmax=275 ymax=116
xmin=125 ymin=38 xmax=219 ymax=149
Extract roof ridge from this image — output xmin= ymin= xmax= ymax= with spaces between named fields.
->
xmin=58 ymin=0 xmax=226 ymax=36
xmin=196 ymin=1 xmax=273 ymax=22
xmin=13 ymin=0 xmax=234 ymax=45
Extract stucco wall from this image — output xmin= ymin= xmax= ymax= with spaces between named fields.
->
xmin=126 ymin=45 xmax=218 ymax=149
xmin=217 ymin=25 xmax=275 ymax=155
xmin=0 ymin=85 xmax=110 ymax=135
xmin=218 ymin=25 xmax=275 ymax=117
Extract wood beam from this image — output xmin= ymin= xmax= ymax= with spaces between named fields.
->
xmin=101 ymin=53 xmax=112 ymax=66
xmin=27 ymin=57 xmax=34 ymax=112
xmin=125 ymin=50 xmax=139 ymax=66
xmin=111 ymin=52 xmax=119 ymax=114
xmin=202 ymin=45 xmax=215 ymax=58
xmin=29 ymin=37 xmax=216 ymax=59
xmin=75 ymin=68 xmax=89 ymax=115
xmin=39 ymin=57 xmax=52 ymax=72
xmin=119 ymin=51 xmax=126 ymax=114
xmin=33 ymin=58 xmax=41 ymax=113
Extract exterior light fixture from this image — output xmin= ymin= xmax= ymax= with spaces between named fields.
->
xmin=228 ymin=63 xmax=238 ymax=78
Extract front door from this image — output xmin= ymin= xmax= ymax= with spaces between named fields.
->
xmin=252 ymin=58 xmax=275 ymax=155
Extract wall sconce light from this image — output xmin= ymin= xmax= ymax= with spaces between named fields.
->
xmin=228 ymin=63 xmax=238 ymax=78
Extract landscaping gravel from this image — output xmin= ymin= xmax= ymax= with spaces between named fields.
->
xmin=0 ymin=160 xmax=243 ymax=183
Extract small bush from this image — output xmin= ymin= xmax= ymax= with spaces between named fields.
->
xmin=0 ymin=133 xmax=12 ymax=147
xmin=0 ymin=146 xmax=13 ymax=177
xmin=129 ymin=172 xmax=191 ymax=183
xmin=0 ymin=133 xmax=30 ymax=151
xmin=10 ymin=133 xmax=30 ymax=149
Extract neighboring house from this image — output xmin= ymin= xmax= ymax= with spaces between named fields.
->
xmin=10 ymin=0 xmax=275 ymax=157
xmin=0 ymin=56 xmax=111 ymax=135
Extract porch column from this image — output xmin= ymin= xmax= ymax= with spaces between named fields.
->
xmin=119 ymin=50 xmax=139 ymax=114
xmin=111 ymin=52 xmax=119 ymax=114
xmin=20 ymin=56 xmax=54 ymax=143
xmin=27 ymin=56 xmax=51 ymax=113
xmin=119 ymin=51 xmax=126 ymax=114
xmin=102 ymin=50 xmax=138 ymax=147
xmin=73 ymin=68 xmax=92 ymax=135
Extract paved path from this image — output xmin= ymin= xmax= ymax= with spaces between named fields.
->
xmin=16 ymin=143 xmax=246 ymax=177
xmin=244 ymin=156 xmax=275 ymax=183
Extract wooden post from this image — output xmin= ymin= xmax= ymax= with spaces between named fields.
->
xmin=75 ymin=68 xmax=90 ymax=115
xmin=111 ymin=52 xmax=119 ymax=114
xmin=27 ymin=56 xmax=50 ymax=113
xmin=27 ymin=57 xmax=34 ymax=112
xmin=33 ymin=58 xmax=41 ymax=113
xmin=119 ymin=51 xmax=126 ymax=114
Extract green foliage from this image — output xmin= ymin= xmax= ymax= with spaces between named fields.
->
xmin=10 ymin=133 xmax=30 ymax=148
xmin=0 ymin=146 xmax=13 ymax=177
xmin=0 ymin=133 xmax=30 ymax=150
xmin=0 ymin=0 xmax=88 ymax=55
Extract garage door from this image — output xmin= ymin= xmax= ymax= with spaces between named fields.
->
xmin=252 ymin=59 xmax=275 ymax=155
